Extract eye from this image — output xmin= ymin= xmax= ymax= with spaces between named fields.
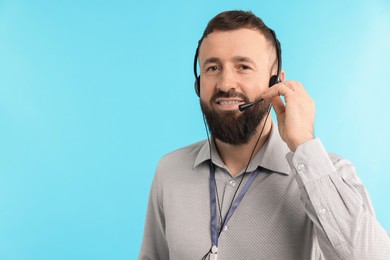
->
xmin=238 ymin=64 xmax=251 ymax=70
xmin=206 ymin=65 xmax=220 ymax=72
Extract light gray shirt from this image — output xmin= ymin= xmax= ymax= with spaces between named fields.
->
xmin=139 ymin=122 xmax=390 ymax=259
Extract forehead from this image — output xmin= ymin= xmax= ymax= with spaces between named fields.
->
xmin=199 ymin=28 xmax=270 ymax=63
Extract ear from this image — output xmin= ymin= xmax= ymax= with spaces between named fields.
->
xmin=280 ymin=70 xmax=285 ymax=82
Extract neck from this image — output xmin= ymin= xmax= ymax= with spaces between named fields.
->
xmin=214 ymin=118 xmax=272 ymax=177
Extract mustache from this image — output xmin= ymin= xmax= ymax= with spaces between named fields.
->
xmin=211 ymin=89 xmax=250 ymax=103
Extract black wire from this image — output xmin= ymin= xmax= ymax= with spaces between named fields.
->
xmin=218 ymin=105 xmax=272 ymax=235
xmin=201 ymin=105 xmax=272 ymax=258
xmin=201 ymin=248 xmax=211 ymax=260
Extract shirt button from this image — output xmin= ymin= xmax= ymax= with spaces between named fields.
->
xmin=319 ymin=208 xmax=326 ymax=215
xmin=223 ymin=226 xmax=228 ymax=231
xmin=297 ymin=164 xmax=305 ymax=171
xmin=229 ymin=180 xmax=236 ymax=187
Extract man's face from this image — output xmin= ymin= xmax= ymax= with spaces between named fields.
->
xmin=198 ymin=28 xmax=273 ymax=145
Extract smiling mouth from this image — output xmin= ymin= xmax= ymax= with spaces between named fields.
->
xmin=217 ymin=100 xmax=242 ymax=105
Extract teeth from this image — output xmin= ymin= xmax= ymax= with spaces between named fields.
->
xmin=219 ymin=100 xmax=239 ymax=105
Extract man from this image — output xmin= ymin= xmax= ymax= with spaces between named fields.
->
xmin=139 ymin=10 xmax=390 ymax=259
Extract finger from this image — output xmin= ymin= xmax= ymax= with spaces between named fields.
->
xmin=261 ymin=82 xmax=294 ymax=101
xmin=283 ymin=81 xmax=314 ymax=106
xmin=271 ymin=95 xmax=285 ymax=117
xmin=284 ymin=81 xmax=307 ymax=96
xmin=270 ymin=96 xmax=286 ymax=132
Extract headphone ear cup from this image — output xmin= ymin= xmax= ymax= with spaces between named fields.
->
xmin=195 ymin=76 xmax=201 ymax=97
xmin=268 ymin=75 xmax=280 ymax=87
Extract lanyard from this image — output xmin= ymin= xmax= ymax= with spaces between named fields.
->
xmin=209 ymin=165 xmax=261 ymax=249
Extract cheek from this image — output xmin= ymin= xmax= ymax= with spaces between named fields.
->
xmin=199 ymin=79 xmax=215 ymax=99
xmin=246 ymin=84 xmax=269 ymax=100
xmin=199 ymin=90 xmax=213 ymax=103
xmin=250 ymin=76 xmax=271 ymax=92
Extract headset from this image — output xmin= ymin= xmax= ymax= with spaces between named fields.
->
xmin=193 ymin=28 xmax=282 ymax=99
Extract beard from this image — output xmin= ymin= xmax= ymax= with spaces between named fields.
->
xmin=201 ymin=89 xmax=270 ymax=145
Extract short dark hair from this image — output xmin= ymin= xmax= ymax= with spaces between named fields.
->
xmin=199 ymin=10 xmax=276 ymax=51
xmin=193 ymin=10 xmax=281 ymax=94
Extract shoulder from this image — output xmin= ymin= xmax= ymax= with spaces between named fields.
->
xmin=151 ymin=140 xmax=208 ymax=190
xmin=157 ymin=140 xmax=207 ymax=172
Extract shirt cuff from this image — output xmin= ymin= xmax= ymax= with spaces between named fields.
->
xmin=286 ymin=138 xmax=336 ymax=188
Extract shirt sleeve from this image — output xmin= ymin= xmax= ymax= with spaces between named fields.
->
xmin=286 ymin=139 xmax=390 ymax=259
xmin=139 ymin=167 xmax=170 ymax=260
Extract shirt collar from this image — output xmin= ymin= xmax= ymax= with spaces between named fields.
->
xmin=194 ymin=120 xmax=291 ymax=175
xmin=194 ymin=138 xmax=225 ymax=169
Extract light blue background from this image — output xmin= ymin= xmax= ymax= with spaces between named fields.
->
xmin=0 ymin=0 xmax=389 ymax=259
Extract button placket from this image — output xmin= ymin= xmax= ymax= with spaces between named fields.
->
xmin=221 ymin=177 xmax=239 ymax=218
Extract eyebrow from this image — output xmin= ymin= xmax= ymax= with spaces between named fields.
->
xmin=232 ymin=56 xmax=256 ymax=64
xmin=202 ymin=56 xmax=256 ymax=69
xmin=202 ymin=57 xmax=221 ymax=68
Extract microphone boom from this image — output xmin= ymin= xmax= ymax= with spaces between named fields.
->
xmin=238 ymin=99 xmax=264 ymax=112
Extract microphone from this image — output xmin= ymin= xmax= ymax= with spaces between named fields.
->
xmin=238 ymin=98 xmax=264 ymax=112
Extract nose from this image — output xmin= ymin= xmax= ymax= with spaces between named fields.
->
xmin=217 ymin=67 xmax=237 ymax=93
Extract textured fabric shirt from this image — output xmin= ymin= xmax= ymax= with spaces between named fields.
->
xmin=139 ymin=122 xmax=390 ymax=259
